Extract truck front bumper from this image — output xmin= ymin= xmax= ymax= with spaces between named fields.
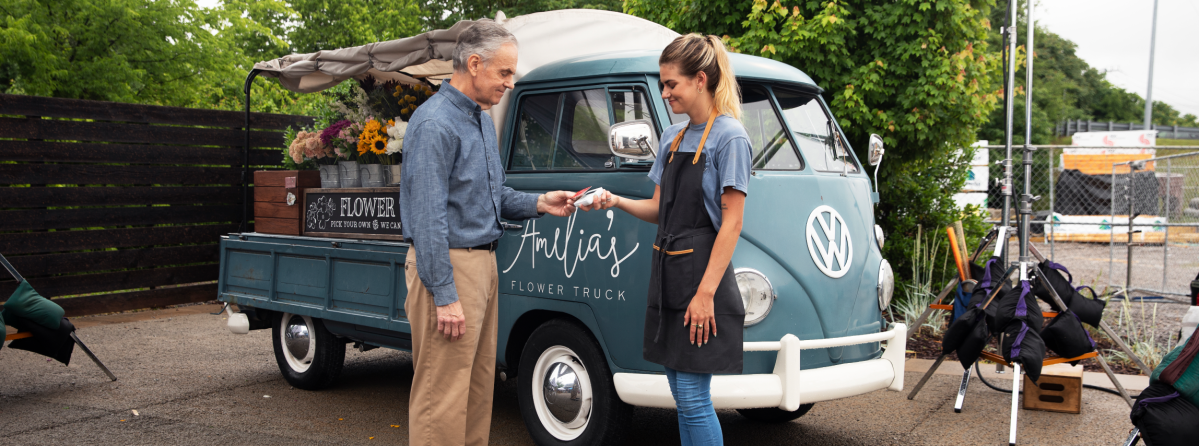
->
xmin=613 ymin=323 xmax=907 ymax=411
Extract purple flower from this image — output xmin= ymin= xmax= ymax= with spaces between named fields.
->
xmin=319 ymin=120 xmax=352 ymax=145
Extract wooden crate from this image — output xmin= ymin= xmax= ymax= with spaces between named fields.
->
xmin=1022 ymin=363 xmax=1084 ymax=414
xmin=253 ymin=170 xmax=320 ymax=235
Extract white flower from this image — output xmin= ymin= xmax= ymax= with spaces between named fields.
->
xmin=386 ymin=121 xmax=407 ymax=154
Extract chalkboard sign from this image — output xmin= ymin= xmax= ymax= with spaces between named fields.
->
xmin=302 ymin=188 xmax=404 ymax=241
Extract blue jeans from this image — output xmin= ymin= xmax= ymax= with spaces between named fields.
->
xmin=665 ymin=367 xmax=723 ymax=446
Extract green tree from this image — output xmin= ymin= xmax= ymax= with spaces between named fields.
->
xmin=0 ymin=0 xmax=246 ymax=107
xmin=626 ymin=0 xmax=1001 ymax=294
xmin=418 ymin=0 xmax=623 ymax=29
xmin=289 ymin=0 xmax=424 ymax=54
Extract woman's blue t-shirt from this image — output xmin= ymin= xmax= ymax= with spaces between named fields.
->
xmin=648 ymin=115 xmax=753 ymax=231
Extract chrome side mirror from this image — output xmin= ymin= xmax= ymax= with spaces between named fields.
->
xmin=608 ymin=120 xmax=657 ymax=161
xmin=868 ymin=133 xmax=885 ymax=166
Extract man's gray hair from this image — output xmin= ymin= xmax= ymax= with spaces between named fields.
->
xmin=452 ymin=19 xmax=518 ymax=73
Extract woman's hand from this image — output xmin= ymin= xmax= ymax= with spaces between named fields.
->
xmin=572 ymin=190 xmax=619 ymax=212
xmin=683 ymin=291 xmax=716 ymax=346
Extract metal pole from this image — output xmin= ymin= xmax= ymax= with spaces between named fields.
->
xmin=1110 ymin=164 xmax=1117 ymax=293
xmin=1049 ymin=146 xmax=1055 ymax=261
xmin=241 ymin=70 xmax=262 ymax=234
xmin=1143 ymin=0 xmax=1159 ymax=129
xmin=1001 ymin=0 xmax=1018 ymax=268
xmin=1163 ymin=158 xmax=1171 ymax=291
xmin=1019 ymin=0 xmax=1035 ymax=266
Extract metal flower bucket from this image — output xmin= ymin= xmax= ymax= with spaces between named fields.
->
xmin=338 ymin=161 xmax=361 ymax=187
xmin=386 ymin=164 xmax=402 ymax=186
xmin=360 ymin=164 xmax=386 ymax=188
xmin=319 ymin=165 xmax=340 ymax=188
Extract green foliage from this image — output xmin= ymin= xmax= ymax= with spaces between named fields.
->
xmin=289 ymin=0 xmax=423 ymax=54
xmin=978 ymin=2 xmax=1197 ymax=144
xmin=420 ymin=0 xmax=623 ymax=29
xmin=626 ymin=0 xmax=999 ymax=295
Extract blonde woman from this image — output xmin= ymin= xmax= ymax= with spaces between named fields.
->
xmin=578 ymin=33 xmax=750 ymax=446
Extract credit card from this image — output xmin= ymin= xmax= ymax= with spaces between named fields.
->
xmin=570 ymin=187 xmax=592 ymax=200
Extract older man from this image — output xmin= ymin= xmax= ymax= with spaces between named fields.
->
xmin=399 ymin=20 xmax=575 ymax=446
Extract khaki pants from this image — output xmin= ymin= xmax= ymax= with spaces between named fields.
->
xmin=404 ymin=248 xmax=499 ymax=446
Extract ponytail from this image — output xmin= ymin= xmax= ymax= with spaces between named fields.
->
xmin=660 ymin=33 xmax=742 ymax=120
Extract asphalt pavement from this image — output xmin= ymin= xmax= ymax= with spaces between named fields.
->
xmin=0 ymin=304 xmax=1140 ymax=445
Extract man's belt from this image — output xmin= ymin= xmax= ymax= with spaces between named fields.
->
xmin=469 ymin=240 xmax=499 ymax=252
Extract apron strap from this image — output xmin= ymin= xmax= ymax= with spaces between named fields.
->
xmin=668 ymin=108 xmax=720 ymax=164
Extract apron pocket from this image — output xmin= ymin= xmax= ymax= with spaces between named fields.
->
xmin=657 ymin=238 xmax=701 ymax=310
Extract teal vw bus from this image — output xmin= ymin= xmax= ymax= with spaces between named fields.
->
xmin=218 ymin=10 xmax=904 ymax=445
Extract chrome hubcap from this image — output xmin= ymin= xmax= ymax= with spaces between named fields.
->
xmin=543 ymin=361 xmax=583 ymax=423
xmin=284 ymin=315 xmax=311 ymax=359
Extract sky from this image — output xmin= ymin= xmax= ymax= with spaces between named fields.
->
xmin=1037 ymin=0 xmax=1199 ymax=118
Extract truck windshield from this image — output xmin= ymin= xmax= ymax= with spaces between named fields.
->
xmin=773 ymin=87 xmax=859 ymax=174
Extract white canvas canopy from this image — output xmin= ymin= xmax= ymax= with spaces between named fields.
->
xmin=251 ymin=9 xmax=679 ymax=131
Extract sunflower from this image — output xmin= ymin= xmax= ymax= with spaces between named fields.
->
xmin=357 ymin=134 xmax=372 ymax=155
xmin=363 ymin=119 xmax=382 ymax=134
xmin=366 ymin=133 xmax=388 ymax=155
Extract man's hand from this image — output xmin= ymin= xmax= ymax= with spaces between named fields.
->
xmin=537 ymin=191 xmax=577 ymax=217
xmin=574 ymin=190 xmax=619 ymax=212
xmin=436 ymin=301 xmax=467 ymax=341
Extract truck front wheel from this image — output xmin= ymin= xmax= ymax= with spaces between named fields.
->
xmin=736 ymin=404 xmax=815 ymax=423
xmin=517 ymin=319 xmax=631 ymax=445
xmin=272 ymin=313 xmax=345 ymax=390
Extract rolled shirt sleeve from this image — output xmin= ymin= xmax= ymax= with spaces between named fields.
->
xmin=715 ymin=136 xmax=752 ymax=195
xmin=401 ymin=120 xmax=460 ymax=306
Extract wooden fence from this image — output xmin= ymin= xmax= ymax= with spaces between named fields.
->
xmin=0 ymin=94 xmax=313 ymax=317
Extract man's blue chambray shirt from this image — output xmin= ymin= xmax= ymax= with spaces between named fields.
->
xmin=400 ymin=81 xmax=541 ymax=306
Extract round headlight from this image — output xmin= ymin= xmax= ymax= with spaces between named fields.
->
xmin=735 ymin=268 xmax=776 ymax=327
xmin=874 ymin=224 xmax=885 ymax=250
xmin=877 ymin=259 xmax=894 ymax=310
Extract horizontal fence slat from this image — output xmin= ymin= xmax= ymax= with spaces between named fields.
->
xmin=0 ymin=205 xmax=243 ymax=231
xmin=0 ymin=186 xmax=243 ymax=208
xmin=0 ymin=94 xmax=313 ymax=130
xmin=5 ymin=245 xmax=219 ymax=278
xmin=55 ymin=283 xmax=219 ymax=318
xmin=0 ymin=164 xmax=242 ymax=185
xmin=0 ymin=140 xmax=282 ymax=165
xmin=0 ymin=264 xmax=218 ymax=298
xmin=0 ymin=117 xmax=284 ymax=148
xmin=0 ymin=224 xmax=237 ymax=255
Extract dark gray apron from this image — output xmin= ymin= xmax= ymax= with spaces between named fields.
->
xmin=643 ymin=112 xmax=745 ymax=374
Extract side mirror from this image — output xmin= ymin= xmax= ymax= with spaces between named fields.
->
xmin=608 ymin=120 xmax=658 ymax=161
xmin=868 ymin=133 xmax=885 ymax=166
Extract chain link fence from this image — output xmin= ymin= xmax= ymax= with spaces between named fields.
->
xmin=976 ymin=145 xmax=1199 ymax=298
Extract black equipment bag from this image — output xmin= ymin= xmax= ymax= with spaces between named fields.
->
xmin=1041 ymin=310 xmax=1096 ymax=362
xmin=1069 ymin=286 xmax=1107 ymax=328
xmin=1130 ymin=382 xmax=1199 ymax=446
xmin=1001 ymin=319 xmax=1045 ymax=383
xmin=942 ymin=306 xmax=990 ymax=369
xmin=994 ymin=281 xmax=1044 ymax=336
xmin=1033 ymin=260 xmax=1074 ymax=309
xmin=7 ymin=316 xmax=76 ymax=365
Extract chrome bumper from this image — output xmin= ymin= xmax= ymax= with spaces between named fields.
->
xmin=613 ymin=323 xmax=907 ymax=411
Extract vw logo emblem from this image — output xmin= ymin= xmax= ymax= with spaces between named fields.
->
xmin=806 ymin=205 xmax=853 ymax=278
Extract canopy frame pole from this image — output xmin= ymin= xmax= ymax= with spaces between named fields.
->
xmin=241 ymin=70 xmax=263 ymax=234
xmin=0 ymin=252 xmax=23 ymax=283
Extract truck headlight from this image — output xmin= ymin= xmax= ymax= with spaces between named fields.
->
xmin=877 ymin=259 xmax=894 ymax=310
xmin=875 ymin=224 xmax=885 ymax=250
xmin=735 ymin=268 xmax=776 ymax=327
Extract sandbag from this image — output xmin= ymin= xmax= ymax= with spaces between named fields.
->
xmin=994 ymin=281 xmax=1044 ymax=335
xmin=943 ymin=306 xmax=990 ymax=369
xmin=1069 ymin=286 xmax=1107 ymax=327
xmin=971 ymin=258 xmax=1010 ymax=296
xmin=966 ymin=284 xmax=1000 ymax=332
xmin=1 ymin=281 xmax=63 ymax=330
xmin=1151 ymin=331 xmax=1199 ymax=409
xmin=1130 ymin=382 xmax=1199 ymax=446
xmin=1001 ymin=320 xmax=1045 ymax=383
xmin=1033 ymin=260 xmax=1074 ymax=310
xmin=7 ymin=316 xmax=75 ymax=365
xmin=1041 ymin=311 xmax=1095 ymax=361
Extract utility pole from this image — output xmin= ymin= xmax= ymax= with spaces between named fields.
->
xmin=1143 ymin=0 xmax=1159 ymax=130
